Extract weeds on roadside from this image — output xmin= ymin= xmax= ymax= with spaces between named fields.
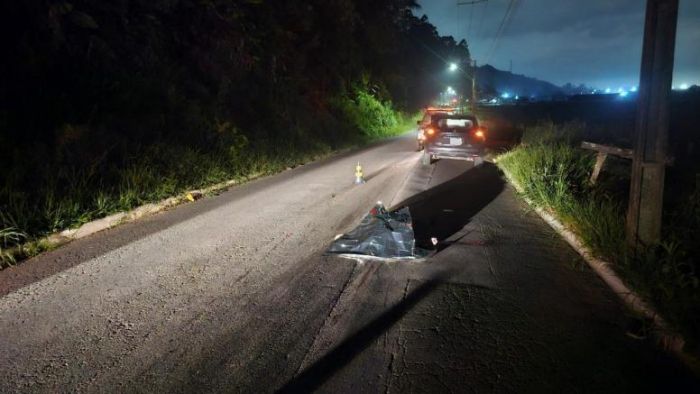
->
xmin=0 ymin=88 xmax=416 ymax=266
xmin=497 ymin=120 xmax=700 ymax=348
xmin=0 ymin=227 xmax=25 ymax=267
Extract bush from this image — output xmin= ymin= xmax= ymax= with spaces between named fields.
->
xmin=332 ymin=88 xmax=399 ymax=139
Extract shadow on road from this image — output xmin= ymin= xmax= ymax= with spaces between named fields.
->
xmin=277 ymin=271 xmax=452 ymax=394
xmin=278 ymin=164 xmax=505 ymax=392
xmin=395 ymin=163 xmax=505 ymax=250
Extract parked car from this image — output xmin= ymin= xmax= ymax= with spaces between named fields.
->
xmin=421 ymin=113 xmax=486 ymax=165
xmin=416 ymin=106 xmax=456 ymax=151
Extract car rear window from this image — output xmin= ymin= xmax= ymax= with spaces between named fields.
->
xmin=437 ymin=118 xmax=474 ymax=130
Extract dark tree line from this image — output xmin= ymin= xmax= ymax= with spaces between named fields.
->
xmin=1 ymin=0 xmax=470 ymax=143
xmin=0 ymin=0 xmax=471 ymax=240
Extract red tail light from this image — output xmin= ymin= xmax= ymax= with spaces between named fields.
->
xmin=473 ymin=128 xmax=486 ymax=140
xmin=426 ymin=127 xmax=436 ymax=136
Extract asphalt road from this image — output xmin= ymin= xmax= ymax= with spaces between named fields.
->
xmin=0 ymin=133 xmax=697 ymax=393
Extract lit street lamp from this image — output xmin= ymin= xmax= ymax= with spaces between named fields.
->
xmin=447 ymin=60 xmax=478 ymax=113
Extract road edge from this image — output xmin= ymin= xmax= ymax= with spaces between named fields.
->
xmin=3 ymin=132 xmax=417 ymax=268
xmin=497 ymin=165 xmax=690 ymax=359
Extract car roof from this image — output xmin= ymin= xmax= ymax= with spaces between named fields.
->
xmin=425 ymin=106 xmax=457 ymax=113
xmin=430 ymin=113 xmax=477 ymax=121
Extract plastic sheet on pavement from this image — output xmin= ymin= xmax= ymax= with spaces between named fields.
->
xmin=327 ymin=202 xmax=427 ymax=260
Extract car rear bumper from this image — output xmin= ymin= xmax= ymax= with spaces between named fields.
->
xmin=426 ymin=145 xmax=484 ymax=160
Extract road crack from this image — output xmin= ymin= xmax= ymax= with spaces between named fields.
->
xmin=293 ymin=259 xmax=361 ymax=375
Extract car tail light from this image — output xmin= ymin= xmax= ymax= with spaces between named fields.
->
xmin=473 ymin=128 xmax=486 ymax=140
xmin=426 ymin=127 xmax=436 ymax=136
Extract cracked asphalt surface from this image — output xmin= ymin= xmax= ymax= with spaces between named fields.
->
xmin=1 ymin=134 xmax=697 ymax=393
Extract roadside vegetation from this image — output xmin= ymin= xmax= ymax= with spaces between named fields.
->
xmin=0 ymin=1 xmax=468 ymax=266
xmin=0 ymin=87 xmax=416 ymax=267
xmin=497 ymin=120 xmax=700 ymax=351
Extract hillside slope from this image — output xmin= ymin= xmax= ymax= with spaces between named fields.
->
xmin=477 ymin=65 xmax=563 ymax=97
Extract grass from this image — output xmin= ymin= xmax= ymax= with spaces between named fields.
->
xmin=0 ymin=227 xmax=25 ymax=265
xmin=0 ymin=143 xmax=337 ymax=267
xmin=497 ymin=120 xmax=700 ymax=351
xmin=0 ymin=90 xmax=417 ymax=268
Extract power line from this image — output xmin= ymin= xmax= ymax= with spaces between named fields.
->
xmin=486 ymin=0 xmax=516 ymax=63
xmin=485 ymin=0 xmax=519 ymax=65
xmin=457 ymin=0 xmax=488 ymax=5
xmin=475 ymin=0 xmax=489 ymax=42
xmin=457 ymin=0 xmax=488 ymax=57
xmin=466 ymin=2 xmax=475 ymax=42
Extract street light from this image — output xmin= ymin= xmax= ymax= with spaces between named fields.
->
xmin=448 ymin=60 xmax=477 ymax=113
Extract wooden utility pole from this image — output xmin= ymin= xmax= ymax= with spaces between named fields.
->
xmin=470 ymin=59 xmax=478 ymax=113
xmin=626 ymin=0 xmax=679 ymax=249
xmin=456 ymin=0 xmax=486 ymax=114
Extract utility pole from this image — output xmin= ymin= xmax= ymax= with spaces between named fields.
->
xmin=626 ymin=0 xmax=679 ymax=249
xmin=456 ymin=0 xmax=486 ymax=114
xmin=470 ymin=59 xmax=478 ymax=113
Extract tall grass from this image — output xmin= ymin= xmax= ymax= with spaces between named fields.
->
xmin=497 ymin=120 xmax=700 ymax=349
xmin=0 ymin=88 xmax=415 ymax=266
xmin=498 ymin=121 xmax=626 ymax=259
xmin=0 ymin=227 xmax=25 ymax=267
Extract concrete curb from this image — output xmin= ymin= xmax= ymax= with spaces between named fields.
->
xmin=1 ymin=133 xmax=407 ymax=266
xmin=5 ymin=177 xmax=252 ymax=264
xmin=497 ymin=166 xmax=687 ymax=355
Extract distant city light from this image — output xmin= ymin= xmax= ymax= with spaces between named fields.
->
xmin=680 ymin=83 xmax=689 ymax=90
xmin=490 ymin=98 xmax=498 ymax=104
xmin=605 ymin=88 xmax=612 ymax=93
xmin=619 ymin=91 xmax=629 ymax=98
xmin=515 ymin=95 xmax=519 ymax=100
xmin=617 ymin=87 xmax=624 ymax=93
xmin=449 ymin=63 xmax=458 ymax=72
xmin=501 ymin=92 xmax=510 ymax=99
xmin=630 ymin=86 xmax=638 ymax=92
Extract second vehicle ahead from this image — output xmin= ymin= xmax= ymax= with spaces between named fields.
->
xmin=416 ymin=106 xmax=456 ymax=151
xmin=421 ymin=113 xmax=486 ymax=166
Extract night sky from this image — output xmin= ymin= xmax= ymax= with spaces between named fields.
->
xmin=416 ymin=0 xmax=700 ymax=89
